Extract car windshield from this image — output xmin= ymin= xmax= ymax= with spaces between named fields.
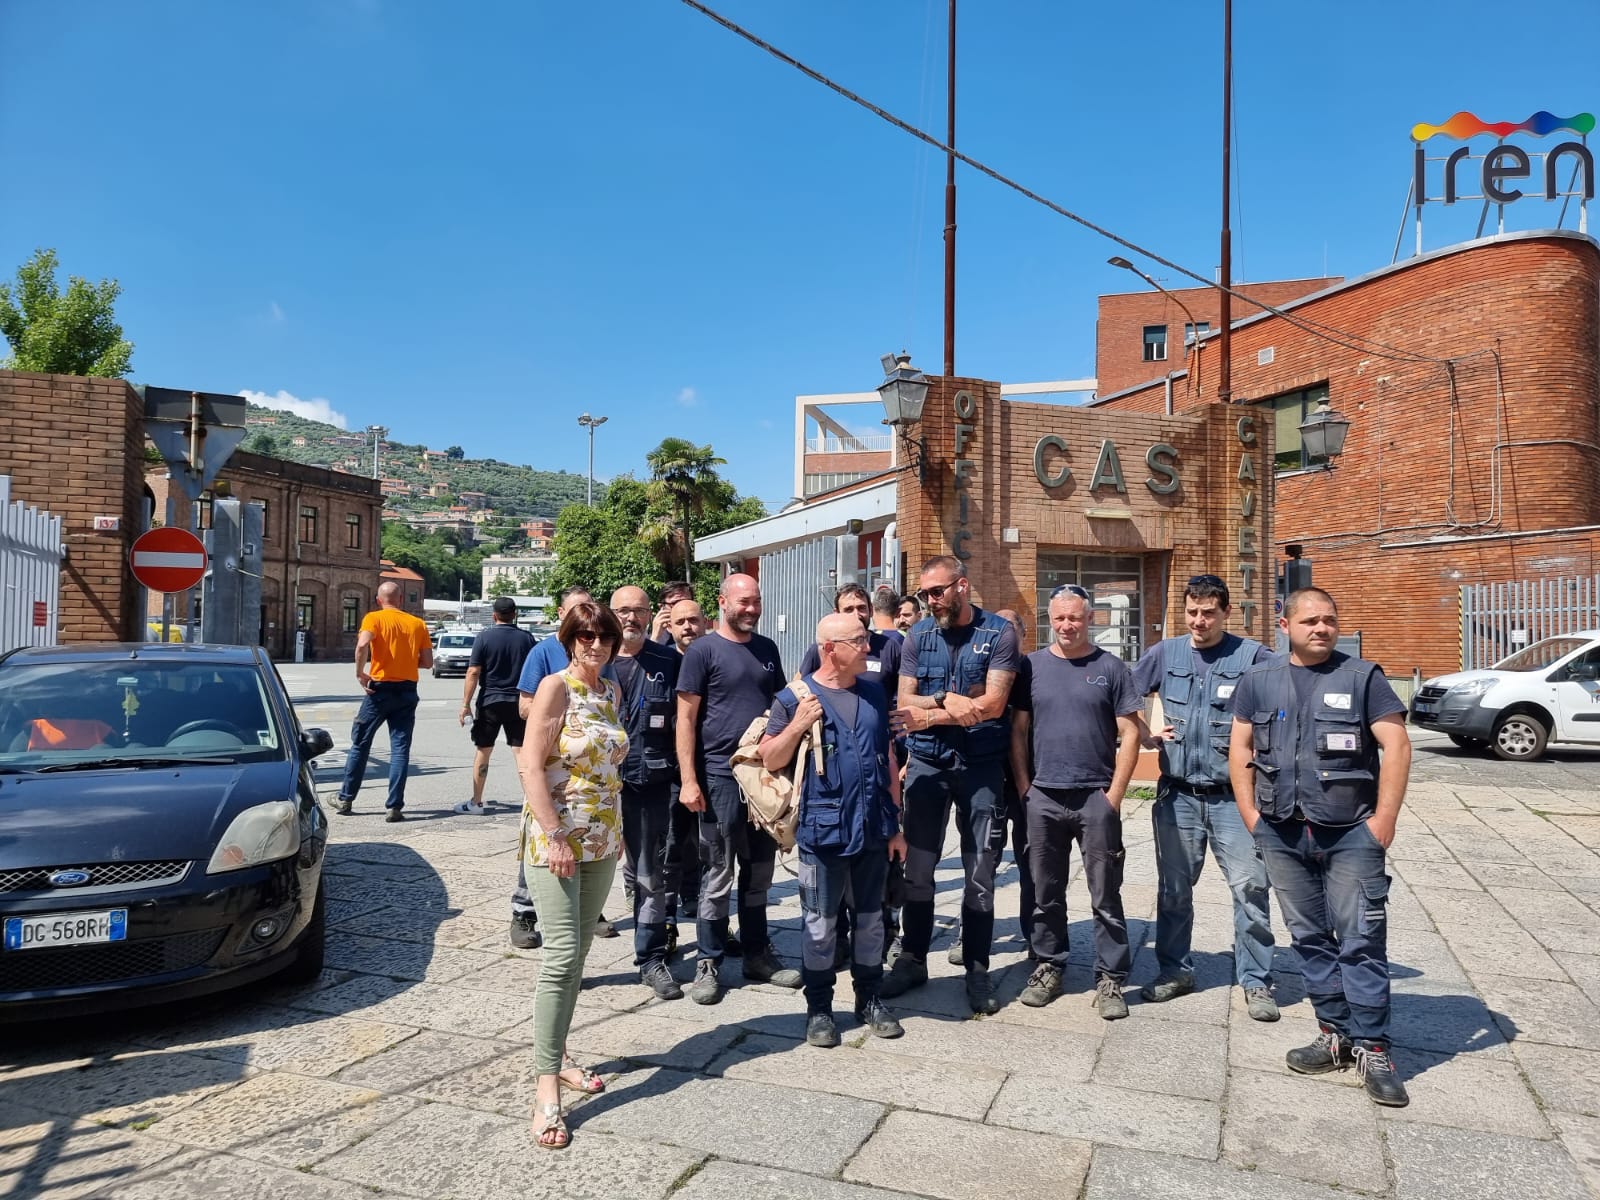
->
xmin=438 ymin=635 xmax=475 ymax=648
xmin=0 ymin=659 xmax=285 ymax=769
xmin=1493 ymin=637 xmax=1589 ymax=672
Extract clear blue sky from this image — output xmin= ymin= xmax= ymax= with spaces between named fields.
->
xmin=1 ymin=2 xmax=1590 ymax=510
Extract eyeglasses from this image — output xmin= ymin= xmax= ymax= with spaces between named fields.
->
xmin=916 ymin=581 xmax=960 ymax=603
xmin=1187 ymin=574 xmax=1226 ymax=589
xmin=827 ymin=635 xmax=871 ymax=648
xmin=613 ymin=606 xmax=651 ymax=616
xmin=1050 ymin=584 xmax=1091 ymax=601
xmin=573 ymin=630 xmax=615 ymax=644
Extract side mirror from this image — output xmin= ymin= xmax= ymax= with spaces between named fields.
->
xmin=301 ymin=728 xmax=335 ymax=758
xmin=1570 ymin=662 xmax=1600 ymax=683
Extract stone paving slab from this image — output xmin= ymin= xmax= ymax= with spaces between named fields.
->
xmin=842 ymin=1109 xmax=1093 ymax=1199
xmin=331 ymin=1029 xmax=513 ymax=1093
xmin=1379 ymin=1048 xmax=1551 ymax=1139
xmin=284 ymin=974 xmax=529 ymax=1035
xmin=986 ymin=1074 xmax=1221 ymax=1159
xmin=865 ymin=1010 xmax=1101 ymax=1079
xmin=1092 ymin=1016 xmax=1229 ymax=1100
xmin=0 ymin=1101 xmax=177 ymax=1200
xmin=1084 ymin=1144 xmax=1358 ymax=1199
xmin=1511 ymin=1042 xmax=1600 ymax=1116
xmin=0 ymin=1048 xmax=253 ymax=1129
xmin=673 ymin=1161 xmax=909 ymax=1200
xmin=1548 ymin=1110 xmax=1600 ymax=1200
xmin=124 ymin=1004 xmax=419 ymax=1078
xmin=1385 ymin=1121 xmax=1592 ymax=1200
xmin=1222 ymin=1067 xmax=1388 ymax=1193
xmin=90 ymin=1151 xmax=380 ymax=1199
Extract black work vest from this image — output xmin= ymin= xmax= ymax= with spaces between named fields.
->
xmin=905 ymin=608 xmax=1010 ymax=765
xmin=1244 ymin=652 xmax=1381 ymax=824
xmin=617 ymin=641 xmax=679 ymax=787
xmin=796 ymin=677 xmax=896 ymax=856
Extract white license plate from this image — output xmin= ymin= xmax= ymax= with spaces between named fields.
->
xmin=4 ymin=909 xmax=128 ymax=951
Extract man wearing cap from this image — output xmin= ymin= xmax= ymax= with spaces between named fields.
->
xmin=456 ymin=595 xmax=535 ymax=816
xmin=1132 ymin=573 xmax=1279 ymax=1021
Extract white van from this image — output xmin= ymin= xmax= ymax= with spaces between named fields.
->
xmin=1410 ymin=631 xmax=1600 ymax=761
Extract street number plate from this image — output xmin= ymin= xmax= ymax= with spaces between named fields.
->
xmin=4 ymin=909 xmax=128 ymax=950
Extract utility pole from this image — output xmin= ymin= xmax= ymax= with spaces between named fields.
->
xmin=577 ymin=413 xmax=607 ymax=506
xmin=367 ymin=425 xmax=387 ymax=479
xmin=943 ymin=0 xmax=957 ymax=377
xmin=1218 ymin=0 xmax=1233 ymax=405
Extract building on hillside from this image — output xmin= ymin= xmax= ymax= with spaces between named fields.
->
xmin=428 ymin=483 xmax=451 ymax=498
xmin=378 ymin=561 xmax=426 ymax=616
xmin=458 ymin=491 xmax=490 ymax=510
xmin=482 ymin=553 xmax=557 ymax=595
xmin=522 ymin=518 xmax=556 ymax=539
xmin=147 ymin=449 xmax=385 ymax=661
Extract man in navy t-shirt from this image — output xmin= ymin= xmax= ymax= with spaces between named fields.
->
xmin=1010 ymin=584 xmax=1142 ymax=1019
xmin=457 ymin=596 xmax=535 ymax=815
xmin=676 ymin=572 xmax=803 ymax=1004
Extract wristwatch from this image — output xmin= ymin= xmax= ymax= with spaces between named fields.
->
xmin=932 ymin=690 xmax=948 ymax=707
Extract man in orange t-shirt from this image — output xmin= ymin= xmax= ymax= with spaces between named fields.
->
xmin=335 ymin=581 xmax=433 ymax=822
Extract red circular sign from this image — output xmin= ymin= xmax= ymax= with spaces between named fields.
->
xmin=129 ymin=526 xmax=208 ymax=593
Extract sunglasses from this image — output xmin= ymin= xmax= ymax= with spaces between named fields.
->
xmin=1187 ymin=574 xmax=1226 ymax=588
xmin=916 ymin=581 xmax=960 ymax=603
xmin=574 ymin=630 xmax=615 ymax=644
xmin=1051 ymin=584 xmax=1091 ymax=601
xmin=827 ymin=634 xmax=871 ymax=648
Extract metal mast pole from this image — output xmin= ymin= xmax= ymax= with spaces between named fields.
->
xmin=943 ymin=0 xmax=956 ymax=377
xmin=1218 ymin=0 xmax=1233 ymax=404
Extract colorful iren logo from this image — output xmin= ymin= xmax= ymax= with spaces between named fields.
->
xmin=1412 ymin=110 xmax=1595 ymax=142
xmin=1413 ymin=110 xmax=1595 ymax=207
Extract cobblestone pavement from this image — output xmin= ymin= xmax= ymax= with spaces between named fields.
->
xmin=4 ymin=665 xmax=1599 ymax=1199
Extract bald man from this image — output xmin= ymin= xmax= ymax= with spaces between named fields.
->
xmin=677 ymin=572 xmax=802 ymax=1003
xmin=667 ymin=598 xmax=707 ymax=654
xmin=762 ymin=612 xmax=907 ymax=1046
xmin=336 ymin=581 xmax=433 ymax=821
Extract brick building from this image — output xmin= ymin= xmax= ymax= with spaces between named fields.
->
xmin=147 ymin=451 xmax=385 ymax=661
xmin=1095 ymin=229 xmax=1600 ymax=678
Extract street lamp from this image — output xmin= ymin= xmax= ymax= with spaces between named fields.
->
xmin=876 ymin=351 xmax=930 ymax=483
xmin=577 ymin=413 xmax=608 ymax=506
xmin=1298 ymin=397 xmax=1352 ymax=467
xmin=1108 ymin=256 xmax=1204 ymax=400
xmin=366 ymin=425 xmax=387 ymax=479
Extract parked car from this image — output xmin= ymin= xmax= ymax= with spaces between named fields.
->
xmin=1410 ymin=630 xmax=1600 ymax=761
xmin=431 ymin=631 xmax=477 ymax=678
xmin=0 ymin=643 xmax=331 ymax=1020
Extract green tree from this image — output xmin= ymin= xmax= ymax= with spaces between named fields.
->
xmin=243 ymin=430 xmax=280 ymax=456
xmin=445 ymin=445 xmax=465 ymax=460
xmin=645 ymin=438 xmax=728 ymax=583
xmin=0 ymin=248 xmax=134 ymax=377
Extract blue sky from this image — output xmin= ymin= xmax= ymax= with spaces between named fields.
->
xmin=1 ymin=1 xmax=1591 ymax=510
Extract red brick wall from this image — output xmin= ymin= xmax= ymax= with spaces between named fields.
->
xmin=0 ymin=371 xmax=148 ymax=644
xmin=1097 ymin=232 xmax=1600 ymax=677
xmin=1097 ymin=277 xmax=1342 ymax=399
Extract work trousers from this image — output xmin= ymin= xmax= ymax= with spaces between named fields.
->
xmin=799 ymin=847 xmax=890 ymax=1014
xmin=663 ymin=786 xmax=702 ymax=924
xmin=697 ymin=773 xmax=778 ymax=966
xmin=527 ymin=855 xmax=617 ymax=1075
xmin=1255 ymin=816 xmax=1391 ymax=1041
xmin=621 ymin=780 xmax=673 ymax=968
xmin=1026 ymin=785 xmax=1130 ymax=982
xmin=901 ymin=755 xmax=1005 ymax=970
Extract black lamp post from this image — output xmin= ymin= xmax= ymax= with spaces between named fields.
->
xmin=877 ymin=351 xmax=930 ymax=483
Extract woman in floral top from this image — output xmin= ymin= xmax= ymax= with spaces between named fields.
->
xmin=517 ymin=600 xmax=628 ymax=1149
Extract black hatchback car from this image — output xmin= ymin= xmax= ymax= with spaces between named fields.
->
xmin=0 ymin=643 xmax=333 ymax=1020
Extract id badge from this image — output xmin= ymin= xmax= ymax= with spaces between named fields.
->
xmin=865 ymin=660 xmax=882 ymax=673
xmin=649 ymin=714 xmax=666 ymax=729
xmin=1322 ymin=731 xmax=1359 ymax=752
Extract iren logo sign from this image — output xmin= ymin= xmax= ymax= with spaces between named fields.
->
xmin=1413 ymin=110 xmax=1594 ymax=205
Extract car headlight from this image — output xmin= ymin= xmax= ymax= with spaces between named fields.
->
xmin=207 ymin=801 xmax=301 ymax=874
xmin=1448 ymin=677 xmax=1496 ymax=700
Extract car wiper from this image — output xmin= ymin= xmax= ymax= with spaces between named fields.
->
xmin=33 ymin=756 xmax=239 ymax=773
xmin=0 ymin=766 xmax=36 ymax=775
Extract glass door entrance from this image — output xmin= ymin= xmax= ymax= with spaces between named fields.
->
xmin=1035 ymin=552 xmax=1145 ymax=661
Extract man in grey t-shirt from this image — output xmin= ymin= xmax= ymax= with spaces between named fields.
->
xmin=1009 ymin=584 xmax=1142 ymax=1019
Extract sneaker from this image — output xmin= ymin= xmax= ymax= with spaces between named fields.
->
xmin=1139 ymin=973 xmax=1195 ymax=1003
xmin=1094 ymin=976 xmax=1129 ymax=1021
xmin=1245 ymin=986 xmax=1281 ymax=1022
xmin=594 ymin=913 xmax=618 ymax=938
xmin=879 ymin=953 xmax=928 ymax=999
xmin=1285 ymin=1026 xmax=1356 ymax=1075
xmin=333 ymin=798 xmax=354 ymax=816
xmin=453 ymin=800 xmax=485 ymax=815
xmin=664 ymin=921 xmax=679 ymax=959
xmin=725 ymin=929 xmax=743 ymax=957
xmin=384 ymin=809 xmax=405 ymax=823
xmin=805 ymin=1011 xmax=840 ymax=1048
xmin=947 ymin=934 xmax=965 ymax=966
xmin=742 ymin=944 xmax=802 ymax=988
xmin=965 ymin=969 xmax=1000 ymax=1015
xmin=509 ymin=915 xmax=542 ymax=950
xmin=854 ymin=996 xmax=904 ymax=1039
xmin=641 ymin=961 xmax=683 ymax=1001
xmin=689 ymin=959 xmax=723 ymax=1005
xmin=1353 ymin=1040 xmax=1410 ymax=1107
xmin=1019 ymin=962 xmax=1063 ymax=1008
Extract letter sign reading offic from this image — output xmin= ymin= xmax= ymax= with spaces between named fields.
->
xmin=129 ymin=527 xmax=208 ymax=593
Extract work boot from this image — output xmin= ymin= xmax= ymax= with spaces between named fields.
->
xmin=879 ymin=953 xmax=929 ymax=998
xmin=594 ymin=913 xmax=618 ymax=938
xmin=1354 ymin=1041 xmax=1410 ymax=1107
xmin=1094 ymin=976 xmax=1129 ymax=1020
xmin=1285 ymin=1026 xmax=1356 ymax=1075
xmin=1139 ymin=973 xmax=1195 ymax=1003
xmin=641 ymin=961 xmax=683 ymax=1001
xmin=742 ymin=944 xmax=802 ymax=988
xmin=384 ymin=809 xmax=404 ymax=823
xmin=805 ymin=1012 xmax=840 ymax=1048
xmin=508 ymin=915 xmax=542 ymax=950
xmin=854 ymin=996 xmax=904 ymax=1039
xmin=1019 ymin=962 xmax=1063 ymax=1008
xmin=947 ymin=933 xmax=965 ymax=966
xmin=1245 ymin=986 xmax=1281 ymax=1022
xmin=333 ymin=798 xmax=354 ymax=816
xmin=664 ymin=921 xmax=679 ymax=960
xmin=965 ymin=969 xmax=1000 ymax=1015
xmin=689 ymin=960 xmax=723 ymax=1005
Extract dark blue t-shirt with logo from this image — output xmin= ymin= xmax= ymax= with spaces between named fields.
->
xmin=1013 ymin=646 xmax=1141 ymax=789
xmin=677 ymin=630 xmax=785 ymax=777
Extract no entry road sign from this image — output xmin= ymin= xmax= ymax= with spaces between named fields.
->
xmin=129 ymin=527 xmax=207 ymax=593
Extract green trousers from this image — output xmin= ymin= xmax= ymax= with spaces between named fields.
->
xmin=526 ymin=855 xmax=618 ymax=1075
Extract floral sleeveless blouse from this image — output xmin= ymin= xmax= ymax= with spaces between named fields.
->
xmin=524 ymin=670 xmax=628 ymax=867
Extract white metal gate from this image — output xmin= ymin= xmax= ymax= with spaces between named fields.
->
xmin=1460 ymin=574 xmax=1600 ymax=669
xmin=0 ymin=475 xmax=65 ymax=653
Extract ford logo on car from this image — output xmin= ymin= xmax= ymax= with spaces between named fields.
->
xmin=47 ymin=870 xmax=93 ymax=888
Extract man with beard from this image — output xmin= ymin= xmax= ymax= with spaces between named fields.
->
xmin=677 ymin=573 xmax=803 ymax=1003
xmin=883 ymin=556 xmax=1019 ymax=1014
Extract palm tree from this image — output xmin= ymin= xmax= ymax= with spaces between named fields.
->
xmin=645 ymin=438 xmax=727 ymax=582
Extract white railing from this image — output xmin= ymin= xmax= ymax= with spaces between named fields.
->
xmin=0 ymin=475 xmax=65 ymax=653
xmin=805 ymin=434 xmax=893 ymax=454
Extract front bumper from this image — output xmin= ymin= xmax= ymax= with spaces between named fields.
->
xmin=1410 ymin=691 xmax=1497 ymax=739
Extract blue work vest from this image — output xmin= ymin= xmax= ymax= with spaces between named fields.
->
xmin=904 ymin=607 xmax=1011 ymax=765
xmin=1244 ymin=652 xmax=1382 ymax=824
xmin=795 ymin=676 xmax=896 ymax=857
xmin=1157 ymin=634 xmax=1262 ymax=787
xmin=617 ymin=641 xmax=679 ymax=787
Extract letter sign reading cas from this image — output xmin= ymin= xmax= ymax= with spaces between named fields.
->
xmin=129 ymin=527 xmax=208 ymax=593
